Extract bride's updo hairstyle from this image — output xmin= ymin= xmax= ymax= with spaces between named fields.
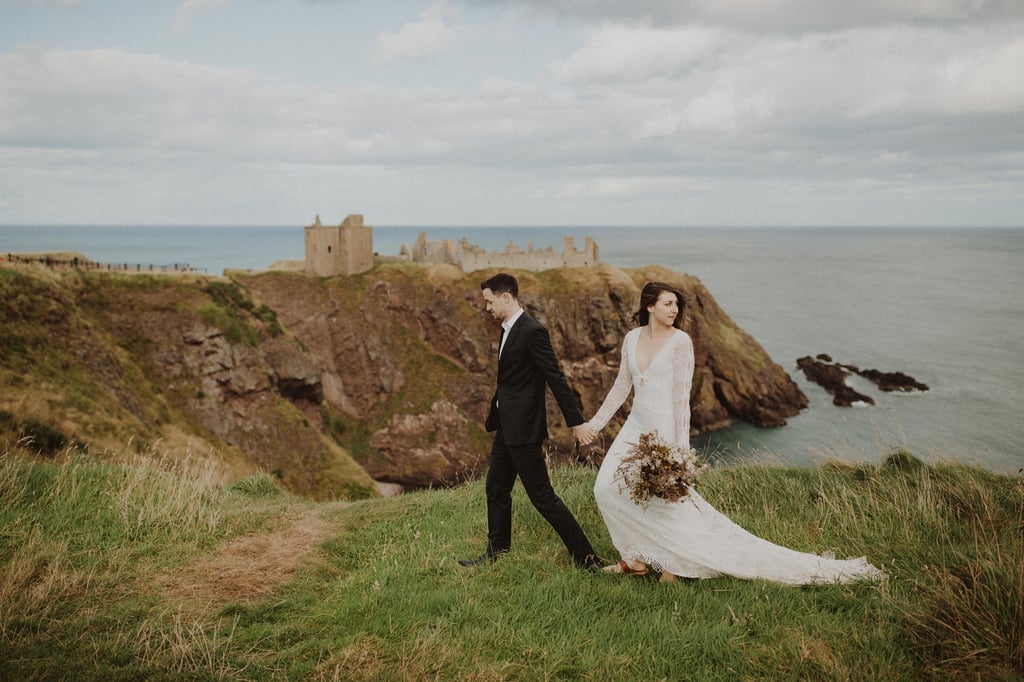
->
xmin=631 ymin=281 xmax=685 ymax=328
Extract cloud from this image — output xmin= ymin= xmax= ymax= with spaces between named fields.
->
xmin=0 ymin=46 xmax=559 ymax=166
xmin=550 ymin=22 xmax=1024 ymax=139
xmin=467 ymin=0 xmax=1024 ymax=30
xmin=372 ymin=1 xmax=459 ymax=64
xmin=549 ymin=24 xmax=737 ymax=83
xmin=1 ymin=1 xmax=1022 ymax=227
xmin=0 ymin=0 xmax=78 ymax=6
xmin=172 ymin=0 xmax=230 ymax=32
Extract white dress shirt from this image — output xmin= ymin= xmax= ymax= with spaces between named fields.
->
xmin=499 ymin=308 xmax=524 ymax=358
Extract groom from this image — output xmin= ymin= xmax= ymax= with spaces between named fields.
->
xmin=459 ymin=273 xmax=601 ymax=570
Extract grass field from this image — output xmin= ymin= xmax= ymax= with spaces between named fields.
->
xmin=1 ymin=444 xmax=1021 ymax=680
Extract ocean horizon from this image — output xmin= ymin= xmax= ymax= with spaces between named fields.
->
xmin=3 ymin=223 xmax=1022 ymax=475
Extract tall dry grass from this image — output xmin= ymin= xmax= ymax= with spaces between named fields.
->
xmin=0 ymin=440 xmax=243 ymax=642
xmin=2 ymin=442 xmax=1021 ymax=680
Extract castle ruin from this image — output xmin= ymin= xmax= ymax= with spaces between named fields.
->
xmin=304 ymin=214 xmax=374 ymax=277
xmin=393 ymin=232 xmax=599 ymax=272
xmin=304 ymin=214 xmax=598 ymax=276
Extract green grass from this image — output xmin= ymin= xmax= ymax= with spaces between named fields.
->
xmin=1 ymin=446 xmax=1021 ymax=680
xmin=198 ymin=279 xmax=283 ymax=345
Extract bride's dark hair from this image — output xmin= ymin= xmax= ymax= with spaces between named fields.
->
xmin=631 ymin=281 xmax=685 ymax=328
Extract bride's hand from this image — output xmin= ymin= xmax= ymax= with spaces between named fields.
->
xmin=574 ymin=423 xmax=596 ymax=445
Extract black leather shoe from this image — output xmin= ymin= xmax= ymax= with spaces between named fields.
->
xmin=575 ymin=554 xmax=604 ymax=571
xmin=458 ymin=550 xmax=506 ymax=567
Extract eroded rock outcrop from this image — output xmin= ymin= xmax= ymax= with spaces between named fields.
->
xmin=846 ymin=366 xmax=929 ymax=393
xmin=0 ymin=261 xmax=810 ymax=495
xmin=797 ymin=354 xmax=928 ymax=407
xmin=368 ymin=399 xmax=484 ymax=487
xmin=242 ymin=263 xmax=808 ymax=488
xmin=109 ymin=281 xmax=378 ymax=499
xmin=797 ymin=355 xmax=875 ymax=407
xmin=0 ymin=268 xmax=378 ymax=500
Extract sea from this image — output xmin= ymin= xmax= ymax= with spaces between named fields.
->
xmin=3 ymin=224 xmax=1022 ymax=475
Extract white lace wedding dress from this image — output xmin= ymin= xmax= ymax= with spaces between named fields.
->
xmin=588 ymin=327 xmax=885 ymax=585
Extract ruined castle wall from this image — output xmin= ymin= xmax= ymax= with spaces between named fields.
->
xmin=339 ymin=225 xmax=374 ymax=274
xmin=382 ymin=230 xmax=599 ymax=273
xmin=455 ymin=236 xmax=598 ymax=273
xmin=304 ymin=224 xmax=341 ymax=277
xmin=409 ymin=233 xmax=459 ymax=266
xmin=304 ymin=214 xmax=374 ymax=276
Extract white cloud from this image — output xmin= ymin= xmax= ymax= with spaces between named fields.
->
xmin=551 ymin=22 xmax=1024 ymax=143
xmin=1 ymin=1 xmax=1023 ymax=226
xmin=550 ymin=24 xmax=734 ymax=83
xmin=0 ymin=0 xmax=78 ymax=6
xmin=172 ymin=0 xmax=230 ymax=32
xmin=468 ymin=0 xmax=1024 ymax=31
xmin=0 ymin=46 xmax=561 ymax=168
xmin=372 ymin=1 xmax=460 ymax=64
xmin=0 ymin=47 xmax=264 ymax=150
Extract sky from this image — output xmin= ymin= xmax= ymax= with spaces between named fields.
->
xmin=1 ymin=0 xmax=1023 ymax=228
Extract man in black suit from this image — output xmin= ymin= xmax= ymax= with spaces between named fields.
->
xmin=459 ymin=272 xmax=601 ymax=570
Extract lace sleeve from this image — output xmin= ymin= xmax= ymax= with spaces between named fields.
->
xmin=586 ymin=336 xmax=634 ymax=433
xmin=672 ymin=332 xmax=695 ymax=450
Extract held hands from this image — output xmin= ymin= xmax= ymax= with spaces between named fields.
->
xmin=573 ymin=422 xmax=598 ymax=446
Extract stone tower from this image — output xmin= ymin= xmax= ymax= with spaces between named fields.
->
xmin=304 ymin=214 xmax=374 ymax=277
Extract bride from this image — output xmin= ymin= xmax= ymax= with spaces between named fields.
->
xmin=577 ymin=281 xmax=886 ymax=585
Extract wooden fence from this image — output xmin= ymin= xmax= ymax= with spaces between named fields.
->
xmin=3 ymin=253 xmax=205 ymax=274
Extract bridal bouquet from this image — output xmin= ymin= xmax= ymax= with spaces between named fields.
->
xmin=615 ymin=431 xmax=707 ymax=509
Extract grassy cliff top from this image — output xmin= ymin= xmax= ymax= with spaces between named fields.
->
xmin=2 ymin=447 xmax=1021 ymax=680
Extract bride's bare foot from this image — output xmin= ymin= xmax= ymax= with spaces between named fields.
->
xmin=659 ymin=571 xmax=677 ymax=583
xmin=603 ymin=560 xmax=648 ymax=576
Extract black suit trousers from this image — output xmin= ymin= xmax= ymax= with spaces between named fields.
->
xmin=484 ymin=428 xmax=596 ymax=565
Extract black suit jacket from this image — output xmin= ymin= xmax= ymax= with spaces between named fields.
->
xmin=484 ymin=312 xmax=583 ymax=446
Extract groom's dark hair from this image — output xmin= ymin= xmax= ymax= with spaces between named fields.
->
xmin=480 ymin=272 xmax=519 ymax=299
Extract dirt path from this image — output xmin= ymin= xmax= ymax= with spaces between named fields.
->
xmin=157 ymin=507 xmax=336 ymax=606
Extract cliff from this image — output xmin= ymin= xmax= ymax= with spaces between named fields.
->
xmin=237 ymin=262 xmax=807 ymax=487
xmin=0 ymin=261 xmax=806 ymax=495
xmin=0 ymin=266 xmax=377 ymax=500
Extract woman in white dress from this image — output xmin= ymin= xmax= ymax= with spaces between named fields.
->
xmin=577 ymin=282 xmax=885 ymax=585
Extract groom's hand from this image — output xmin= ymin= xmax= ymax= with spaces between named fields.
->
xmin=573 ymin=424 xmax=595 ymax=445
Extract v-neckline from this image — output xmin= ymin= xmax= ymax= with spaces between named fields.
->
xmin=633 ymin=328 xmax=675 ymax=378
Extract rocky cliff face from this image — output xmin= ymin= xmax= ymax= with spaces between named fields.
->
xmin=240 ymin=263 xmax=807 ymax=488
xmin=1 ymin=261 xmax=806 ymax=495
xmin=99 ymin=280 xmax=362 ymax=497
xmin=0 ymin=267 xmax=377 ymax=500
